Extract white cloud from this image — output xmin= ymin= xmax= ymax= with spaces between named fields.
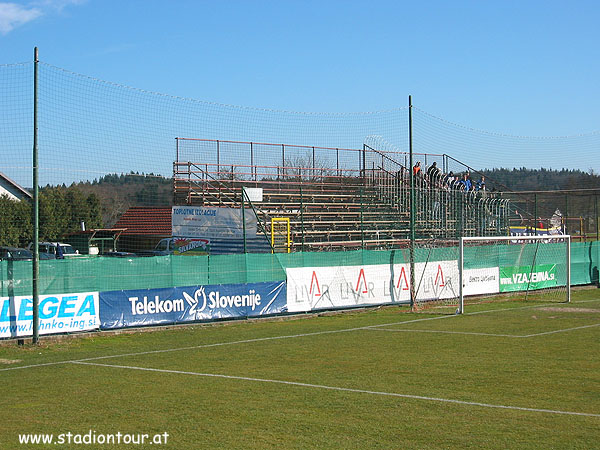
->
xmin=0 ymin=0 xmax=86 ymax=35
xmin=0 ymin=3 xmax=42 ymax=35
xmin=33 ymin=0 xmax=86 ymax=12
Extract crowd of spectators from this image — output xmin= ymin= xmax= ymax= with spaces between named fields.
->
xmin=398 ymin=161 xmax=489 ymax=196
xmin=381 ymin=159 xmax=506 ymax=234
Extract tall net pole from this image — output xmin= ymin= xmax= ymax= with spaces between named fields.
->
xmin=32 ymin=47 xmax=40 ymax=344
xmin=566 ymin=236 xmax=571 ymax=303
xmin=241 ymin=188 xmax=247 ymax=254
xmin=458 ymin=237 xmax=464 ymax=314
xmin=409 ymin=95 xmax=416 ymax=309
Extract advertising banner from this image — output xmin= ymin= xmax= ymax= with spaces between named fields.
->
xmin=509 ymin=225 xmax=563 ymax=237
xmin=0 ymin=292 xmax=99 ymax=338
xmin=414 ymin=260 xmax=459 ymax=302
xmin=243 ymin=187 xmax=263 ymax=202
xmin=171 ymin=206 xmax=270 ymax=254
xmin=499 ymin=264 xmax=560 ymax=292
xmin=286 ymin=261 xmax=459 ymax=313
xmin=462 ymin=267 xmax=500 ymax=296
xmin=172 ymin=206 xmax=257 ymax=239
xmin=100 ymin=281 xmax=286 ymax=329
xmin=172 ymin=237 xmax=210 ymax=255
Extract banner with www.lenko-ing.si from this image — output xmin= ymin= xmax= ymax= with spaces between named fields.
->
xmin=0 ymin=292 xmax=100 ymax=338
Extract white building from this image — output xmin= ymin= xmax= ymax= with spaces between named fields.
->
xmin=0 ymin=172 xmax=32 ymax=201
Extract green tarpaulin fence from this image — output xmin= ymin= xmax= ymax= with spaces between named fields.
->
xmin=1 ymin=242 xmax=598 ymax=297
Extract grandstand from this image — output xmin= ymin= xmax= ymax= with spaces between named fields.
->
xmin=173 ymin=138 xmax=512 ymax=251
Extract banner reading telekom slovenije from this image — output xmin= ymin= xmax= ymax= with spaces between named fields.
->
xmin=99 ymin=281 xmax=286 ymax=329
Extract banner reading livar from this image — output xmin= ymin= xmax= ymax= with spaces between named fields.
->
xmin=0 ymin=292 xmax=100 ymax=339
xmin=286 ymin=261 xmax=459 ymax=313
xmin=499 ymin=264 xmax=561 ymax=292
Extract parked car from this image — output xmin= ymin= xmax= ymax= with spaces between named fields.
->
xmin=0 ymin=246 xmax=33 ymax=261
xmin=27 ymin=242 xmax=79 ymax=259
xmin=135 ymin=238 xmax=175 ymax=257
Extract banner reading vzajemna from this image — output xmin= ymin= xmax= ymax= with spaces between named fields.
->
xmin=499 ymin=264 xmax=561 ymax=292
xmin=100 ymin=281 xmax=286 ymax=329
xmin=0 ymin=292 xmax=99 ymax=339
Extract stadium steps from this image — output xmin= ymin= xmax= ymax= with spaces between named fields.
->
xmin=194 ymin=182 xmax=411 ymax=251
xmin=173 ymin=175 xmax=499 ymax=251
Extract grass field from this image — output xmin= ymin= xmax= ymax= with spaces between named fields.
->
xmin=1 ymin=289 xmax=599 ymax=449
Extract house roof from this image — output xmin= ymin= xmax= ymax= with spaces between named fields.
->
xmin=0 ymin=172 xmax=32 ymax=200
xmin=113 ymin=207 xmax=171 ymax=236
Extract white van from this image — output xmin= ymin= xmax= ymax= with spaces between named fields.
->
xmin=28 ymin=242 xmax=79 ymax=259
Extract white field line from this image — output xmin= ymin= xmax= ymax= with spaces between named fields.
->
xmin=0 ymin=314 xmax=454 ymax=372
xmin=72 ymin=360 xmax=600 ymax=419
xmin=369 ymin=328 xmax=521 ymax=338
xmin=369 ymin=322 xmax=600 ymax=338
xmin=1 ymin=299 xmax=598 ymax=373
xmin=520 ymin=322 xmax=600 ymax=337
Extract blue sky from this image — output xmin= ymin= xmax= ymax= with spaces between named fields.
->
xmin=1 ymin=0 xmax=599 ymax=138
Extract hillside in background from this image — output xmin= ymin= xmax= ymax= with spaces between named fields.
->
xmin=3 ymin=168 xmax=599 ymax=248
xmin=68 ymin=173 xmax=173 ymax=227
xmin=72 ymin=168 xmax=600 ymax=226
xmin=75 ymin=168 xmax=600 ymax=228
xmin=480 ymin=168 xmax=600 ymax=191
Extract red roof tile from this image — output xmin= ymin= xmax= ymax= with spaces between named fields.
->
xmin=113 ymin=207 xmax=171 ymax=236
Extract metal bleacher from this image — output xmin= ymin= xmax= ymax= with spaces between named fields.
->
xmin=172 ymin=139 xmax=512 ymax=252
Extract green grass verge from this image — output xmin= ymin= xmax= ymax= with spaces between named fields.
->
xmin=1 ymin=289 xmax=599 ymax=449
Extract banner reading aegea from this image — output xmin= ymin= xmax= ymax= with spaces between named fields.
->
xmin=0 ymin=292 xmax=99 ymax=338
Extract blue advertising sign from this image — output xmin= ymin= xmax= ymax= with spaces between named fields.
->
xmin=1 ymin=292 xmax=99 ymax=338
xmin=100 ymin=281 xmax=286 ymax=329
xmin=509 ymin=225 xmax=563 ymax=236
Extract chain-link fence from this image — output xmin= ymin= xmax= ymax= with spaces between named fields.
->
xmin=1 ymin=57 xmax=599 ymax=260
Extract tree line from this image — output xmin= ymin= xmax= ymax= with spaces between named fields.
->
xmin=0 ymin=187 xmax=102 ymax=248
xmin=1 ymin=168 xmax=598 ymax=248
xmin=0 ymin=173 xmax=170 ymax=248
xmin=481 ymin=167 xmax=600 ymax=191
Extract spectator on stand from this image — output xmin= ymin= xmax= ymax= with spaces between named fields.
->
xmin=450 ymin=173 xmax=462 ymax=191
xmin=427 ymin=161 xmax=441 ymax=180
xmin=400 ymin=166 xmax=410 ymax=183
xmin=459 ymin=172 xmax=472 ymax=192
xmin=537 ymin=217 xmax=545 ymax=229
xmin=413 ymin=161 xmax=424 ymax=188
xmin=396 ymin=167 xmax=409 ymax=189
xmin=413 ymin=161 xmax=421 ymax=177
xmin=476 ymin=176 xmax=486 ymax=191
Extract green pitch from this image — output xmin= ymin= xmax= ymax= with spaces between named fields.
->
xmin=1 ymin=290 xmax=599 ymax=449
